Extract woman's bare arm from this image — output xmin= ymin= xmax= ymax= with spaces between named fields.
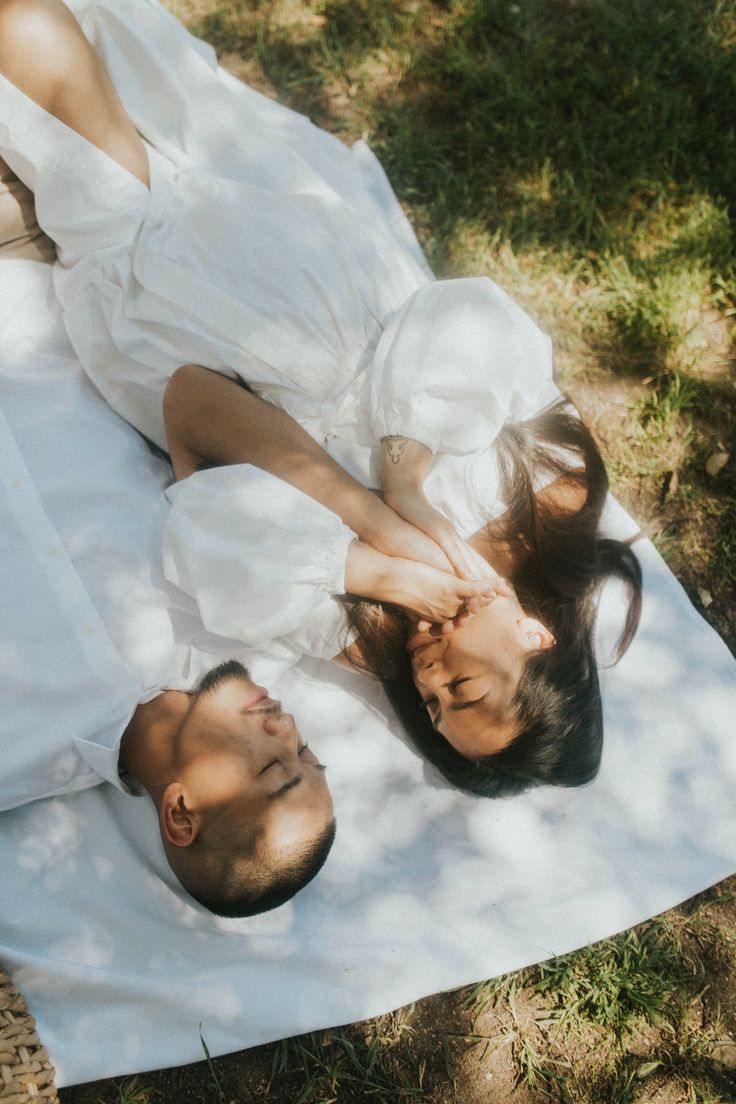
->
xmin=163 ymin=364 xmax=456 ymax=571
xmin=380 ymin=435 xmax=512 ymax=593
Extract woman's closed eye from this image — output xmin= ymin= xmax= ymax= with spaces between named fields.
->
xmin=419 ymin=678 xmax=468 ymax=715
xmin=420 ymin=677 xmax=488 ymax=722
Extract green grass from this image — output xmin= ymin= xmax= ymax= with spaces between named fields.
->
xmin=58 ymin=1 xmax=736 ymax=1101
xmin=264 ymin=1018 xmax=425 ymax=1103
xmin=451 ymin=904 xmax=736 ymax=1102
xmin=111 ymin=1076 xmax=157 ymax=1104
xmin=532 ymin=922 xmax=698 ymax=1035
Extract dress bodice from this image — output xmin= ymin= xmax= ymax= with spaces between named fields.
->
xmin=1 ymin=0 xmax=562 ymax=673
xmin=0 ymin=70 xmax=149 ymax=266
xmin=0 ymin=28 xmax=432 ymax=452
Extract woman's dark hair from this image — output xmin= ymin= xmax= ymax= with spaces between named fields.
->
xmin=345 ymin=399 xmax=642 ymax=797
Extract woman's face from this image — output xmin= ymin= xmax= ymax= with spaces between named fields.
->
xmin=407 ymin=593 xmax=554 ymax=760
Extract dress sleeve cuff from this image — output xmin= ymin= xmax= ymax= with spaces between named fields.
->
xmin=163 ymin=465 xmax=357 ymax=646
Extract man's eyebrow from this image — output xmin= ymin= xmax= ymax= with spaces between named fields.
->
xmin=267 ymin=775 xmax=303 ymax=802
xmin=450 ymin=692 xmax=490 ymax=713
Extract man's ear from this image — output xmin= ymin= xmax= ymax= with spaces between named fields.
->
xmin=160 ymin=783 xmax=200 ymax=848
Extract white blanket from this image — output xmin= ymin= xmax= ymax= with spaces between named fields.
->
xmin=1 ymin=262 xmax=735 ymax=1088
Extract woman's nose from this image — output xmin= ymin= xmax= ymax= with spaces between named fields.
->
xmin=414 ymin=661 xmax=439 ymax=686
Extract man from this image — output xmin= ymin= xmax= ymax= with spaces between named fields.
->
xmin=0 ymin=261 xmax=334 ymax=918
xmin=119 ymin=658 xmax=334 ymax=917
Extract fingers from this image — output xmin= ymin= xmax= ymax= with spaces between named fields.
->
xmin=439 ymin=535 xmax=511 ymax=594
xmin=408 ymin=511 xmax=474 ymax=581
xmin=438 ymin=535 xmax=480 ymax=582
xmin=462 ymin=578 xmax=507 ymax=600
xmin=494 ymin=576 xmax=514 ymax=598
xmin=441 ymin=543 xmax=474 ymax=581
xmin=412 ymin=576 xmax=511 ymax=633
xmin=428 ymin=580 xmax=510 ymax=634
xmin=439 ymin=604 xmax=476 ymax=633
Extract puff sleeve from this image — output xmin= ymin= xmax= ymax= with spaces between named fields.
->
xmin=369 ymin=277 xmax=560 ymax=454
xmin=163 ymin=465 xmax=355 ymax=658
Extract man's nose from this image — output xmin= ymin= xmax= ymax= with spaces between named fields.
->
xmin=262 ymin=711 xmax=298 ymax=749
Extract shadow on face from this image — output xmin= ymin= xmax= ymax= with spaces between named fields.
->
xmin=161 ymin=660 xmax=335 ymax=915
xmin=407 ymin=596 xmax=554 ymax=759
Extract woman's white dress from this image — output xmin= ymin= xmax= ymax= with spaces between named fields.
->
xmin=0 ymin=0 xmax=560 ymax=661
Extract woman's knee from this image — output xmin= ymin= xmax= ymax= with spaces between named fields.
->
xmin=0 ymin=0 xmax=89 ymax=102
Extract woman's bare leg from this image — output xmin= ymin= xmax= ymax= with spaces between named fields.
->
xmin=0 ymin=0 xmax=149 ymax=186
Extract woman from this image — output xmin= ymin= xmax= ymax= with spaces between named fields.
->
xmin=0 ymin=0 xmax=641 ymax=796
xmin=161 ymin=364 xmax=641 ymax=798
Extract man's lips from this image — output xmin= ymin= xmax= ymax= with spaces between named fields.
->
xmin=243 ymin=687 xmax=271 ymax=709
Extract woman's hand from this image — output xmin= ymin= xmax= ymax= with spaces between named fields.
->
xmin=378 ymin=557 xmax=507 ymax=625
xmin=364 ymin=506 xmax=457 ymax=574
xmin=345 ymin=542 xmax=506 ymax=625
xmin=380 ymin=435 xmax=511 ymax=592
xmin=384 ymin=483 xmax=504 ymax=583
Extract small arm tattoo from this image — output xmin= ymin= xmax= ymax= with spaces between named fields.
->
xmin=384 ymin=436 xmax=408 ymax=465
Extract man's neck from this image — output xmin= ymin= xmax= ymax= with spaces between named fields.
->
xmin=120 ymin=690 xmax=191 ymax=802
